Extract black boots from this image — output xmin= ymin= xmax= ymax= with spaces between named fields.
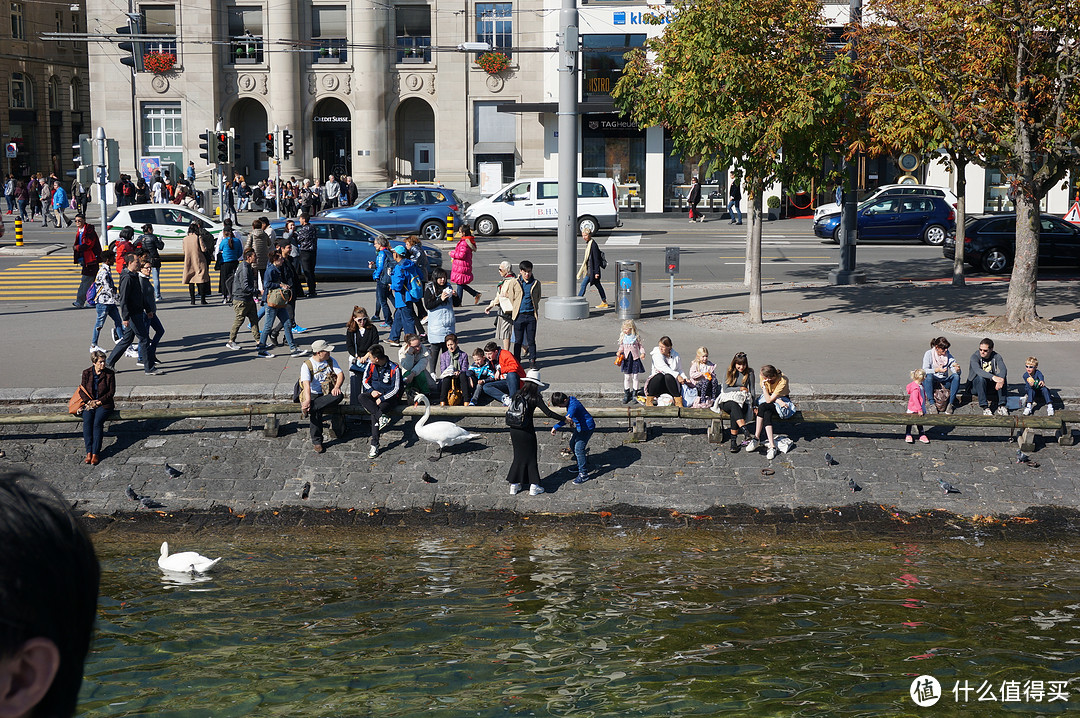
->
xmin=623 ymin=389 xmax=633 ymax=404
xmin=730 ymin=435 xmax=740 ymax=453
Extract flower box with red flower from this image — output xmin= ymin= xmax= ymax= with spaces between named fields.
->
xmin=143 ymin=52 xmax=176 ymax=74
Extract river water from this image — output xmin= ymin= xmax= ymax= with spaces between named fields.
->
xmin=80 ymin=528 xmax=1080 ymax=716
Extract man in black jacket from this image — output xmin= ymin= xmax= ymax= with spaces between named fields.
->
xmin=106 ymin=253 xmax=160 ymax=374
xmin=295 ymin=212 xmax=318 ymax=298
xmin=226 ymin=249 xmax=261 ymax=350
xmin=687 ymin=176 xmax=702 ymax=223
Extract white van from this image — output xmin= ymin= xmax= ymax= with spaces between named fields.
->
xmin=465 ymin=177 xmax=620 ymax=236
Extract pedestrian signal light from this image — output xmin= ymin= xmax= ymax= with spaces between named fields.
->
xmin=264 ymin=132 xmax=275 ymax=158
xmin=215 ymin=132 xmax=229 ymax=163
xmin=198 ymin=130 xmax=211 ymax=163
xmin=282 ymin=128 xmax=294 ymax=159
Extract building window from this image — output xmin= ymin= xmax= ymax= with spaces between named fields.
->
xmin=582 ymin=34 xmax=646 ymax=101
xmin=142 ymin=103 xmax=182 ymax=151
xmin=396 ymin=6 xmax=431 ymax=63
xmin=141 ymin=5 xmax=177 ymax=55
xmin=473 ymin=101 xmax=516 ymax=185
xmin=47 ymin=77 xmax=60 ymax=110
xmin=10 ymin=2 xmax=24 ymax=39
xmin=72 ymin=10 xmax=80 ymax=34
xmin=228 ymin=6 xmax=264 ymax=63
xmin=476 ymin=3 xmax=511 ymax=57
xmin=9 ymin=72 xmax=31 ymax=108
xmin=69 ymin=78 xmax=81 ymax=111
xmin=312 ymin=5 xmax=348 ymax=63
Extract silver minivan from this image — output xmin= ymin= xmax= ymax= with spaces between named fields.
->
xmin=465 ymin=177 xmax=620 ymax=236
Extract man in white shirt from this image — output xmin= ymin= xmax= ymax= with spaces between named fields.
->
xmin=325 ymin=174 xmax=341 ymax=209
xmin=300 ymin=339 xmax=345 ymax=452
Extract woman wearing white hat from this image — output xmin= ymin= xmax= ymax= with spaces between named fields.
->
xmin=504 ymin=369 xmax=563 ymax=496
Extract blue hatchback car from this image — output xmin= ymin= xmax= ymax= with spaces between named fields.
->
xmin=267 ymin=217 xmax=442 ymax=279
xmin=321 ymin=184 xmax=463 ymax=243
xmin=813 ymin=195 xmax=955 ymax=246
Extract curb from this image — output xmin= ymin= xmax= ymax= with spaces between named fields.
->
xmin=0 ymin=243 xmax=65 ymax=256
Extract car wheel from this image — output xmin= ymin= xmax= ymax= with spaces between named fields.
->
xmin=923 ymin=224 xmax=947 ymax=246
xmin=420 ymin=220 xmax=445 ymax=243
xmin=475 ymin=216 xmax=498 ymax=236
xmin=981 ymin=248 xmax=1011 ymax=274
xmin=577 ymin=216 xmax=598 ymax=236
xmin=832 ymin=225 xmax=841 ymax=244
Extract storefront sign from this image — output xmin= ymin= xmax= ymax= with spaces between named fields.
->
xmin=313 ymin=115 xmax=349 ymax=123
xmin=584 ymin=116 xmax=640 ymax=133
xmin=613 ymin=10 xmax=673 ymax=25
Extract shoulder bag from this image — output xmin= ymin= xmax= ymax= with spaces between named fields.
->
xmin=267 ymin=286 xmax=292 ymax=308
xmin=68 ymin=385 xmax=92 ymax=415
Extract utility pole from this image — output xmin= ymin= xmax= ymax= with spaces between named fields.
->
xmin=214 ymin=120 xmax=224 ymax=220
xmin=95 ymin=127 xmax=107 ymax=238
xmin=544 ymin=0 xmax=589 ymax=321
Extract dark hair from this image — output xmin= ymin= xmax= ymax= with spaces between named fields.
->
xmin=444 ymin=333 xmax=457 ymax=344
xmin=122 ymin=251 xmax=137 ymax=266
xmin=431 ymin=267 xmax=448 ymax=282
xmin=141 ymin=223 xmax=153 ymax=233
xmin=252 ymin=219 xmax=261 ymax=230
xmin=761 ymin=364 xmax=780 ymax=380
xmin=519 ymin=260 xmax=533 ymax=272
xmin=516 ymin=381 xmax=540 ymax=401
xmin=222 ymin=218 xmax=233 ymax=229
xmin=369 ymin=344 xmax=386 ymax=360
xmin=118 ymin=226 xmax=134 ymax=241
xmin=187 ymin=221 xmax=202 ymax=234
xmin=472 ymin=347 xmax=486 ymax=357
xmin=300 ymin=212 xmax=310 ymax=222
xmin=726 ymin=352 xmax=750 ymax=387
xmin=550 ymin=391 xmax=569 ymax=407
xmin=484 ymin=341 xmax=500 ymax=353
xmin=658 ymin=336 xmax=673 ymax=349
xmin=100 ymin=249 xmax=116 ymax=264
xmin=269 ymin=250 xmax=283 ymax=262
xmin=931 ymin=336 xmax=951 ymax=350
xmin=0 ymin=471 xmax=100 ymax=718
xmin=980 ymin=337 xmax=995 ymax=350
xmin=460 ymin=223 xmax=472 ymax=235
xmin=243 ymin=248 xmax=256 ymax=260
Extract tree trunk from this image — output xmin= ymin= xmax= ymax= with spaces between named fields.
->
xmin=748 ymin=178 xmax=763 ymax=324
xmin=1004 ymin=190 xmax=1040 ymax=326
xmin=951 ymin=155 xmax=967 ymax=287
xmin=744 ymin=193 xmax=754 ymax=287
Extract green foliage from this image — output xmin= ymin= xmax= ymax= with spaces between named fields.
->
xmin=612 ymin=0 xmax=852 ymax=193
xmin=767 ymin=195 xmax=781 ymax=209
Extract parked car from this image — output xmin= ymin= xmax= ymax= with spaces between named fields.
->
xmin=106 ymin=204 xmax=224 ymax=259
xmin=813 ymin=195 xmax=955 ymax=245
xmin=266 ymin=217 xmax=442 ymax=279
xmin=321 ymin=184 xmax=463 ymax=243
xmin=464 ymin=177 xmax=621 ymax=236
xmin=942 ymin=213 xmax=1080 ymax=274
xmin=814 ymin=183 xmax=958 ymax=222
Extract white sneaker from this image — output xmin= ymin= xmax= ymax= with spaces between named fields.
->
xmin=368 ymin=445 xmax=378 ymax=458
xmin=1047 ymin=406 xmax=1055 ymax=416
xmin=983 ymin=407 xmax=993 ymax=416
xmin=225 ymin=341 xmax=242 ymax=350
xmin=1023 ymin=403 xmax=1033 ymax=416
xmin=377 ymin=415 xmax=391 ymax=430
xmin=766 ymin=447 xmax=777 ymax=460
xmin=509 ymin=483 xmax=522 ymax=495
xmin=529 ymin=484 xmax=545 ymax=495
xmin=420 ymin=316 xmax=428 ymax=325
xmin=995 ymin=405 xmax=1008 ymax=416
xmin=501 ymin=396 xmax=512 ymax=407
xmin=744 ymin=438 xmax=758 ymax=452
xmin=89 ymin=344 xmax=103 ymax=354
xmin=125 ymin=347 xmax=139 ymax=358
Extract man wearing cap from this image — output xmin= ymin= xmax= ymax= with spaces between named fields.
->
xmin=300 ymin=339 xmax=345 ymax=453
xmin=388 ymin=244 xmax=420 ymax=345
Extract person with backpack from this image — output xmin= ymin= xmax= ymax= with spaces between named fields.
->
xmin=112 ymin=226 xmax=136 ymax=276
xmin=576 ymin=228 xmax=609 ymax=309
xmin=89 ymin=249 xmax=123 ymax=352
xmin=388 ymin=244 xmax=421 ymax=345
xmin=121 ymin=175 xmax=136 ymax=205
xmin=71 ymin=214 xmax=101 ymax=309
xmin=369 ymin=236 xmax=393 ymax=325
xmin=505 ymin=369 xmax=563 ymax=496
xmin=216 ymin=228 xmax=243 ymax=303
xmin=134 ymin=223 xmax=164 ymax=300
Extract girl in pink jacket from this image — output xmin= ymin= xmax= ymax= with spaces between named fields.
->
xmin=450 ymin=225 xmax=482 ymax=304
xmin=905 ymin=369 xmax=929 ymax=444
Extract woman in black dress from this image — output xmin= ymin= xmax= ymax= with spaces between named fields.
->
xmin=506 ymin=369 xmax=563 ymax=496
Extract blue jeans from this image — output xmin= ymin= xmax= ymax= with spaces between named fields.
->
xmin=107 ymin=313 xmax=151 ymax=372
xmin=92 ymin=303 xmax=123 ymax=345
xmin=972 ymin=375 xmax=1007 ymax=408
xmin=374 ymin=282 xmax=392 ymax=321
xmin=569 ymin=428 xmax=593 ymax=476
xmin=578 ymin=275 xmax=607 ymax=303
xmin=923 ymin=372 xmax=960 ymax=412
xmin=1025 ymin=384 xmax=1052 ymax=406
xmin=258 ymin=304 xmax=297 ymax=351
xmin=480 ymin=373 xmax=520 ymax=404
xmin=512 ymin=312 xmax=537 ymax=364
xmin=727 ymin=200 xmax=742 ymax=224
xmin=151 ymin=265 xmax=162 ymax=299
xmin=390 ymin=303 xmax=418 ymax=342
xmin=82 ymin=405 xmax=109 ymax=455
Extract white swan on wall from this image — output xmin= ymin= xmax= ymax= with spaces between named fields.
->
xmin=158 ymin=541 xmax=222 ymax=573
xmin=413 ymin=394 xmax=482 ymax=461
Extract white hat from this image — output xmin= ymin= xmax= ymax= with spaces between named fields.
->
xmin=310 ymin=339 xmax=334 ymax=353
xmin=521 ymin=369 xmax=543 ymax=385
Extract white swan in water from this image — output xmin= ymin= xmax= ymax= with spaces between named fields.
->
xmin=158 ymin=541 xmax=222 ymax=573
xmin=413 ymin=394 xmax=481 ymax=460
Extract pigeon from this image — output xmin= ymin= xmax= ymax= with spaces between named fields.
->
xmin=824 ymin=453 xmax=837 ymax=467
xmin=1016 ymin=449 xmax=1029 ymax=464
xmin=938 ymin=478 xmax=961 ymax=495
xmin=126 ymin=485 xmax=142 ymax=502
xmin=422 ymin=472 xmax=438 ymax=484
xmin=848 ymin=478 xmax=861 ymax=493
xmin=299 ymin=481 xmax=311 ymax=500
xmin=164 ymin=463 xmax=183 ymax=478
xmin=140 ymin=497 xmax=165 ymax=509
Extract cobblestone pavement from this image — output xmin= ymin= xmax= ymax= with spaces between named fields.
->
xmin=1 ymin=399 xmax=1076 ymax=528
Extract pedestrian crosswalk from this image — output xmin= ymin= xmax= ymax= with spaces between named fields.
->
xmin=0 ymin=256 xmax=195 ymax=301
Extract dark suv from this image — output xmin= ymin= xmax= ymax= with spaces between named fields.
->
xmin=322 ymin=184 xmax=462 ymax=243
xmin=943 ymin=213 xmax=1080 ymax=274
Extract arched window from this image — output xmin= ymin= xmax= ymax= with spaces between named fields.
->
xmin=69 ymin=78 xmax=81 ymax=111
xmin=47 ymin=76 xmax=60 ymax=110
xmin=9 ymin=73 xmax=32 ymax=109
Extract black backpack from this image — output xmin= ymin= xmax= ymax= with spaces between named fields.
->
xmin=505 ymin=393 xmax=528 ymax=428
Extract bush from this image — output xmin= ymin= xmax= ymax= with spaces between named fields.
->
xmin=766 ymin=195 xmax=781 ymax=209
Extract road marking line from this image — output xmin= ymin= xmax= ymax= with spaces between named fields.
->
xmin=604 ymin=234 xmax=642 ymax=246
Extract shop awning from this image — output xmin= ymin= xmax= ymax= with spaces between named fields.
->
xmin=495 ymin=100 xmax=617 ymax=114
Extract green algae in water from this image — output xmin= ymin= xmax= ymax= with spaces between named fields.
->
xmin=80 ymin=529 xmax=1080 ymax=716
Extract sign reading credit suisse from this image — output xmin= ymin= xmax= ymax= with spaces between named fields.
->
xmin=313 ymin=115 xmax=349 ymax=123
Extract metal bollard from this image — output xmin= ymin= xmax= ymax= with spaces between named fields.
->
xmin=445 ymin=212 xmax=455 ymax=241
xmin=14 ymin=219 xmax=22 ymax=246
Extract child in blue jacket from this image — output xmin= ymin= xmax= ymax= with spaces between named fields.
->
xmin=550 ymin=392 xmax=595 ymax=484
xmin=1022 ymin=356 xmax=1054 ymax=416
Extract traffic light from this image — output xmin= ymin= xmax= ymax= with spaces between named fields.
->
xmin=116 ymin=16 xmax=144 ymax=71
xmin=215 ymin=132 xmax=229 ymax=163
xmin=282 ymin=128 xmax=294 ymax=159
xmin=106 ymin=139 xmax=120 ymax=182
xmin=198 ymin=129 xmax=211 ymax=163
xmin=73 ymin=134 xmax=93 ymax=185
xmin=264 ymin=131 xmax=275 ymax=158
xmin=229 ymin=129 xmax=240 ymax=166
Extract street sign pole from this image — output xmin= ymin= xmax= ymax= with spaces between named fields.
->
xmin=274 ymin=124 xmax=281 ymax=220
xmin=95 ymin=127 xmax=107 ymax=239
xmin=665 ymin=246 xmax=680 ymax=320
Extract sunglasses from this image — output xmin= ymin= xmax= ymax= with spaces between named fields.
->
xmin=1026 ymin=365 xmax=1036 ymax=368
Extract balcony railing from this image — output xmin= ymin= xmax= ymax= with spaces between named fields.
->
xmin=396 ymin=36 xmax=431 ymax=63
xmin=230 ymin=35 xmax=264 ymax=64
xmin=314 ymin=38 xmax=348 ymax=64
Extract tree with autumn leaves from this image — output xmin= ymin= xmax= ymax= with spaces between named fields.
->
xmin=856 ymin=0 xmax=1080 ymax=328
xmin=612 ymin=0 xmax=850 ymax=324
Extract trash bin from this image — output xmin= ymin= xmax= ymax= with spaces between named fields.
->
xmin=617 ymin=260 xmax=641 ymax=320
